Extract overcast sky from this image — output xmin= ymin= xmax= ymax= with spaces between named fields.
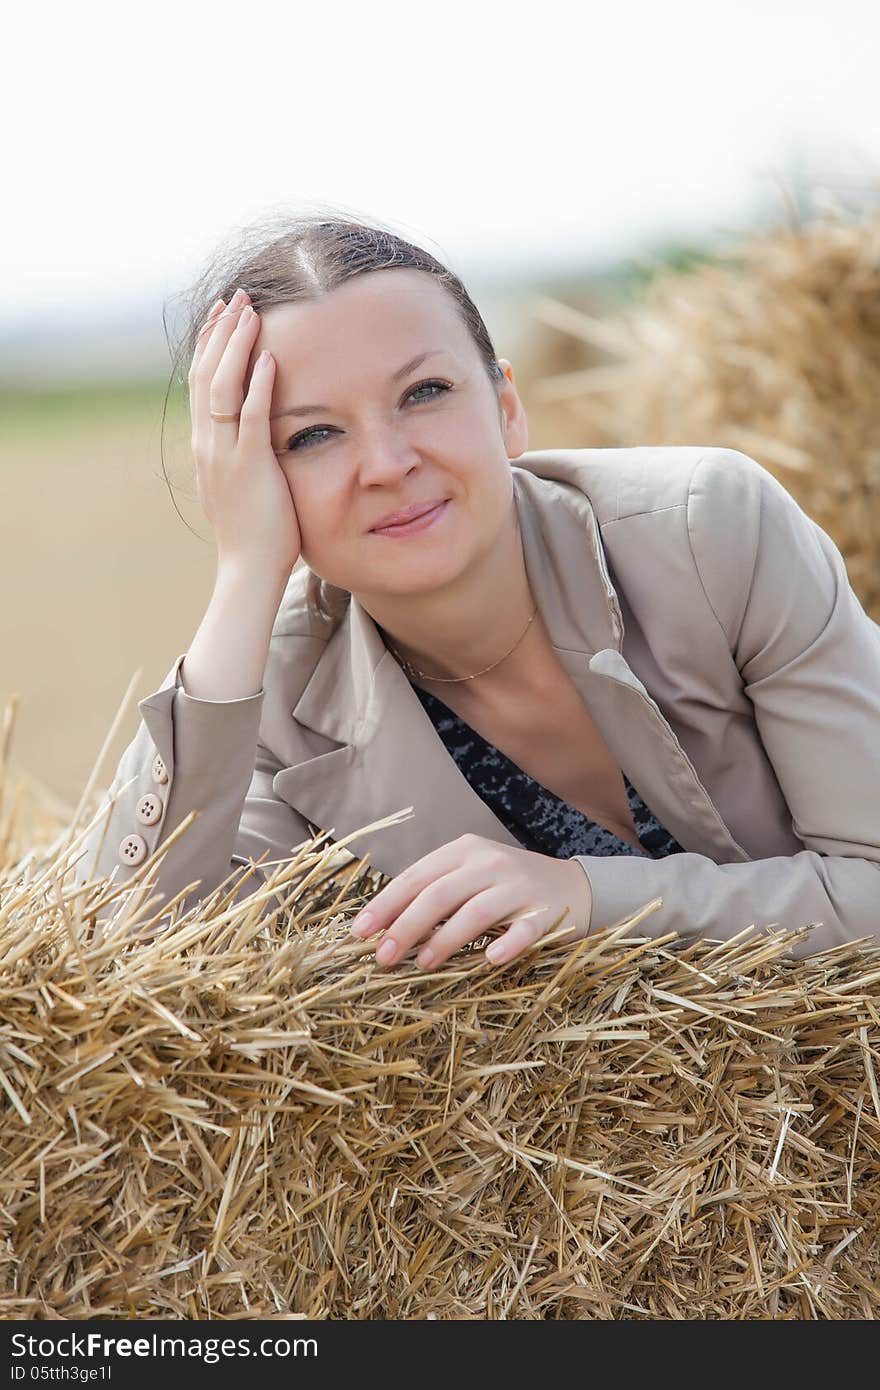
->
xmin=4 ymin=0 xmax=879 ymax=345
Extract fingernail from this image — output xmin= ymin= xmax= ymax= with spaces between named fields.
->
xmin=486 ymin=941 xmax=505 ymax=962
xmin=418 ymin=947 xmax=434 ymax=968
xmin=349 ymin=911 xmax=373 ymax=936
xmin=375 ymin=939 xmax=396 ymax=965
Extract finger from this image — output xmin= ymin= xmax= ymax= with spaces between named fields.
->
xmin=187 ymin=299 xmax=225 ymax=431
xmin=190 ymin=297 xmax=226 ymax=374
xmin=349 ymin=835 xmax=481 ymax=938
xmin=414 ymin=885 xmax=518 ymax=969
xmin=369 ymin=868 xmax=474 ymax=968
xmin=208 ymin=302 xmax=261 ymax=423
xmin=239 ymin=343 xmax=275 ymax=444
xmin=190 ymin=293 xmax=251 ymax=437
xmin=484 ymin=907 xmax=564 ymax=966
xmin=189 ymin=295 xmax=241 ymax=396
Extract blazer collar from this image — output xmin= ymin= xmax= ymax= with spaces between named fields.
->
xmin=274 ymin=459 xmax=750 ymax=876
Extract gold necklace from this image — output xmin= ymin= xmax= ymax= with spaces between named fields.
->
xmin=386 ymin=600 xmax=539 ymax=683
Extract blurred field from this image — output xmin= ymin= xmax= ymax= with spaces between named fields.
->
xmin=1 ymin=384 xmax=219 ymax=812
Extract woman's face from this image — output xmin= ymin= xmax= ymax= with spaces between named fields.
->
xmin=248 ymin=268 xmax=528 ymax=600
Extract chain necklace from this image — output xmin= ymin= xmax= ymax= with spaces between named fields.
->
xmin=385 ymin=600 xmax=539 ymax=683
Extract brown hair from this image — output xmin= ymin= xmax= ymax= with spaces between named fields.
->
xmin=162 ymin=205 xmax=508 ymax=626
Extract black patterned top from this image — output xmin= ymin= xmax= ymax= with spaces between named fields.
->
xmin=412 ymin=684 xmax=688 ymax=861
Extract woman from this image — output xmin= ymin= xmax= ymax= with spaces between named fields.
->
xmin=77 ymin=215 xmax=880 ymax=967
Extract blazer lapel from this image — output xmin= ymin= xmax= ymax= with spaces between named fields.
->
xmin=511 ymin=462 xmax=752 ymax=865
xmin=273 ymin=459 xmax=751 ymax=877
xmin=272 ymin=593 xmax=524 ymax=875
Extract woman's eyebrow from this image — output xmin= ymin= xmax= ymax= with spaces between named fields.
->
xmin=268 ymin=350 xmax=450 ymax=421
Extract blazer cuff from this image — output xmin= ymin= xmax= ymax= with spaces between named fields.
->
xmin=574 ymin=853 xmax=670 ymax=940
xmin=139 ymin=653 xmax=265 ymax=780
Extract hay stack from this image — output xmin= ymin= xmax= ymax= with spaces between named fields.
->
xmin=527 ymin=193 xmax=880 ymax=622
xmin=2 ymin=755 xmax=880 ymax=1320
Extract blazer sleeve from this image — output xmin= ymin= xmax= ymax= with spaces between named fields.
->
xmin=72 ymin=652 xmax=316 ymax=924
xmin=575 ymin=447 xmax=880 ymax=959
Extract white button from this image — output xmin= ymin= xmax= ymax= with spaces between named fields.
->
xmin=118 ymin=834 xmax=148 ymax=866
xmin=135 ymin=793 xmax=163 ymax=825
xmin=151 ymin=753 xmax=169 ymax=784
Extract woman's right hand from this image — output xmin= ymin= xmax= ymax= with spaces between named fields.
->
xmin=188 ymin=288 xmax=303 ymax=576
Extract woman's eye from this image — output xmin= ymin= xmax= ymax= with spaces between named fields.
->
xmin=285 ymin=425 xmax=333 ymax=452
xmin=284 ymin=379 xmax=452 ymax=451
xmin=407 ymin=379 xmax=451 ymax=404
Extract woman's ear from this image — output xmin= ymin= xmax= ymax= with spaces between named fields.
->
xmin=495 ymin=360 xmax=528 ymax=458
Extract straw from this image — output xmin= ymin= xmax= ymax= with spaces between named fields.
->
xmin=1 ymin=778 xmax=879 ymax=1320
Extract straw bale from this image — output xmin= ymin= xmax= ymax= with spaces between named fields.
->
xmin=2 ymin=770 xmax=880 ymax=1320
xmin=526 ymin=192 xmax=880 ymax=621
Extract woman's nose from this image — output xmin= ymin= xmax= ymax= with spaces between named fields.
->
xmin=356 ymin=432 xmax=420 ymax=481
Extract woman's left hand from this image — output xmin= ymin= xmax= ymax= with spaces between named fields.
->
xmin=348 ymin=833 xmax=593 ymax=970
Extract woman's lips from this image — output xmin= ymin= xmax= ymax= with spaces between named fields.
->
xmin=370 ymin=499 xmax=450 ymax=537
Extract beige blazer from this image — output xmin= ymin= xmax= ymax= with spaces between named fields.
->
xmin=77 ymin=445 xmax=880 ymax=957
